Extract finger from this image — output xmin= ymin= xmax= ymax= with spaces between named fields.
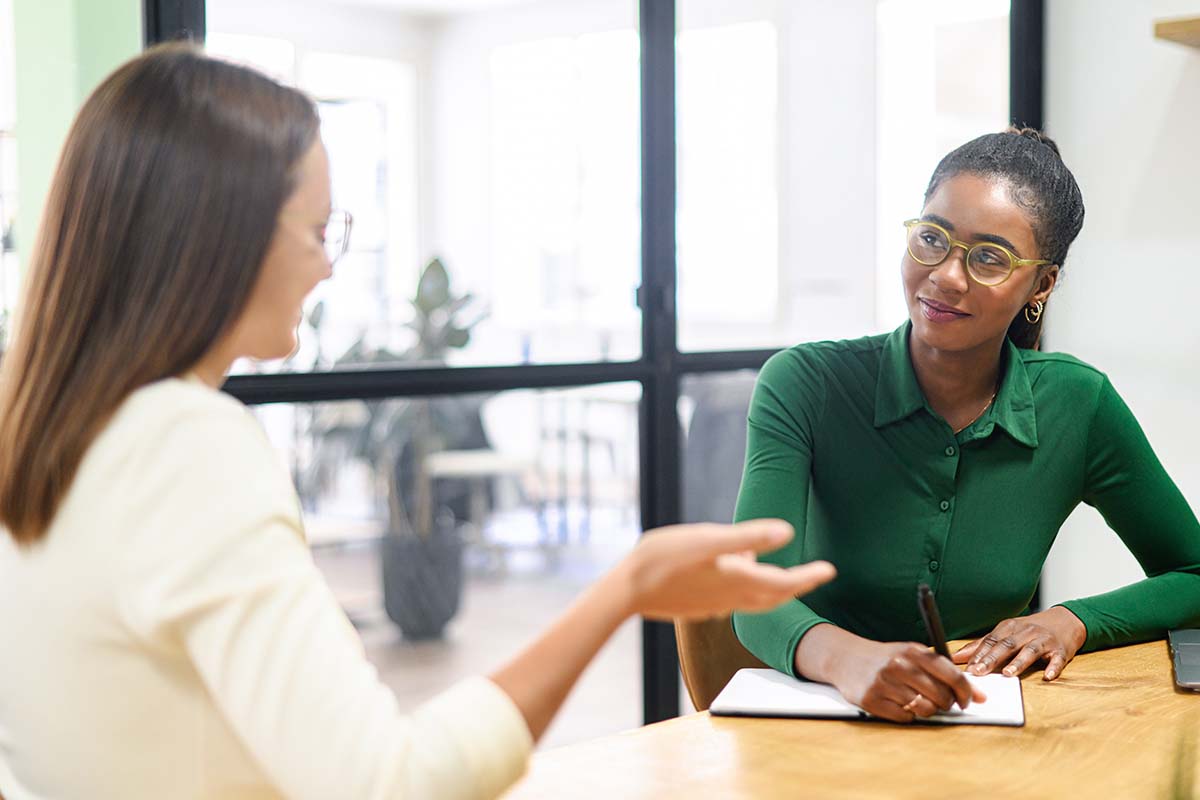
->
xmin=715 ymin=560 xmax=836 ymax=609
xmin=968 ymin=628 xmax=1027 ymax=675
xmin=863 ymin=681 xmax=918 ymax=724
xmin=922 ymin=652 xmax=986 ymax=707
xmin=782 ymin=561 xmax=837 ymax=595
xmin=698 ymin=519 xmax=795 ymax=557
xmin=1001 ymin=639 xmax=1049 ymax=677
xmin=1044 ymin=650 xmax=1069 ymax=681
xmin=877 ymin=672 xmax=945 ymax=722
xmin=952 ymin=640 xmax=981 ymax=664
xmin=717 ymin=557 xmax=836 ymax=595
xmin=905 ymin=693 xmax=942 ymax=719
xmin=892 ymin=657 xmax=957 ymax=712
xmin=867 ymin=699 xmax=915 ymax=724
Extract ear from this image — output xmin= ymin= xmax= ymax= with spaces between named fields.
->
xmin=1029 ymin=265 xmax=1059 ymax=305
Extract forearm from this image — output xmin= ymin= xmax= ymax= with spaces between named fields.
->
xmin=793 ymin=622 xmax=868 ymax=685
xmin=488 ymin=562 xmax=635 ymax=742
xmin=732 ymin=600 xmax=831 ymax=677
xmin=1059 ymin=570 xmax=1200 ymax=651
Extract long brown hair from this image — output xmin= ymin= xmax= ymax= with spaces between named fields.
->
xmin=0 ymin=44 xmax=319 ymax=545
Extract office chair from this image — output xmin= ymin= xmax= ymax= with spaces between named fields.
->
xmin=675 ymin=372 xmax=768 ymax=710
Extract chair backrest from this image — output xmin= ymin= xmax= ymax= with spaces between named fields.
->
xmin=675 ymin=615 xmax=768 ymax=711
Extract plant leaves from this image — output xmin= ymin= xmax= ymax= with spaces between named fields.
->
xmin=415 ymin=258 xmax=451 ymax=313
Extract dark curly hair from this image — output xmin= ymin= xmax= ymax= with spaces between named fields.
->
xmin=923 ymin=127 xmax=1085 ymax=348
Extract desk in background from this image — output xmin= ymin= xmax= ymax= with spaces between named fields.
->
xmin=504 ymin=641 xmax=1199 ymax=798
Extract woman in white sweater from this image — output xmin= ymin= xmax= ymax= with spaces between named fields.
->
xmin=0 ymin=45 xmax=834 ymax=800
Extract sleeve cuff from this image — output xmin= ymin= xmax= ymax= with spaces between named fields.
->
xmin=1054 ymin=601 xmax=1097 ymax=652
xmin=733 ymin=608 xmax=832 ymax=678
xmin=412 ymin=676 xmax=534 ymax=799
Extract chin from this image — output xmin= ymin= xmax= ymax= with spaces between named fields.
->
xmin=909 ymin=315 xmax=966 ymax=352
xmin=251 ymin=337 xmax=299 ymax=362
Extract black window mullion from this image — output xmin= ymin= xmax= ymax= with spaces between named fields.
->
xmin=146 ymin=0 xmax=1043 ymax=732
xmin=638 ymin=0 xmax=681 ymax=725
xmin=222 ymin=361 xmax=649 ymax=406
xmin=1010 ymin=0 xmax=1045 ymax=611
xmin=676 ymin=348 xmax=780 ymax=375
xmin=1009 ymin=0 xmax=1044 ymax=131
xmin=143 ymin=0 xmax=206 ymax=46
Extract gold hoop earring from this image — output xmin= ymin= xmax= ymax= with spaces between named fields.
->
xmin=1024 ymin=300 xmax=1044 ymax=324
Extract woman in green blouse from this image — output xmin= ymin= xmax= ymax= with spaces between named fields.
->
xmin=732 ymin=127 xmax=1200 ymax=722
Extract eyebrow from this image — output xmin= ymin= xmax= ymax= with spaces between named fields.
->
xmin=920 ymin=213 xmax=1022 ymax=254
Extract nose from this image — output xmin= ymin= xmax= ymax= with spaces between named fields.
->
xmin=928 ymin=244 xmax=970 ymax=294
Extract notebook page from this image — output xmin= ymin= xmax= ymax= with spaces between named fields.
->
xmin=710 ymin=669 xmax=1024 ymax=727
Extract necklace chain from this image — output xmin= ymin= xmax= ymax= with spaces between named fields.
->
xmin=954 ymin=389 xmax=998 ymax=434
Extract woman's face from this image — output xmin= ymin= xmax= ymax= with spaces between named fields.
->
xmin=229 ymin=138 xmax=334 ymax=362
xmin=902 ymin=173 xmax=1058 ymax=355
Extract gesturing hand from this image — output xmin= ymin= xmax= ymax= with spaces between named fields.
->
xmin=626 ymin=519 xmax=836 ymax=620
xmin=952 ymin=606 xmax=1087 ymax=681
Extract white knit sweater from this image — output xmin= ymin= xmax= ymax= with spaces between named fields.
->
xmin=0 ymin=377 xmax=531 ymax=799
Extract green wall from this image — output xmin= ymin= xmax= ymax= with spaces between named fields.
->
xmin=11 ymin=0 xmax=141 ymax=269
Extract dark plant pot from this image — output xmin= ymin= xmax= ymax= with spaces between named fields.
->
xmin=381 ymin=523 xmax=465 ymax=640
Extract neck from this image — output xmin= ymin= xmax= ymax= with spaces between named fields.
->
xmin=187 ymin=346 xmax=235 ymax=390
xmin=908 ymin=331 xmax=1004 ymax=417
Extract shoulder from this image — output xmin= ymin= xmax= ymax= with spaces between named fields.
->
xmin=751 ymin=332 xmax=888 ymax=426
xmin=110 ymin=377 xmax=271 ymax=453
xmin=759 ymin=331 xmax=890 ymax=385
xmin=1019 ymin=348 xmax=1110 ymax=397
xmin=78 ymin=377 xmax=291 ymax=508
xmin=118 ymin=376 xmax=259 ymax=431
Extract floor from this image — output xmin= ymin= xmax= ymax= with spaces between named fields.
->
xmin=312 ymin=509 xmax=655 ymax=750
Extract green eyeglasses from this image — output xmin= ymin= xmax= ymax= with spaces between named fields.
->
xmin=903 ymin=218 xmax=1053 ymax=287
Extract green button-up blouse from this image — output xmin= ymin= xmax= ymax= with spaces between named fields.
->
xmin=732 ymin=323 xmax=1200 ymax=677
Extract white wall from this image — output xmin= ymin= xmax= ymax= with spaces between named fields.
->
xmin=775 ymin=0 xmax=879 ymax=344
xmin=427 ymin=0 xmax=880 ymax=359
xmin=425 ymin=0 xmax=639 ymax=365
xmin=1040 ymin=0 xmax=1200 ymax=606
xmin=207 ymin=0 xmax=433 ymax=62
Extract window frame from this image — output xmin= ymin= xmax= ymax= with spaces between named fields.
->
xmin=145 ymin=0 xmax=1044 ymax=724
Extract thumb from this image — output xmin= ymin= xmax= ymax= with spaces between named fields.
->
xmin=696 ymin=519 xmax=794 ymax=559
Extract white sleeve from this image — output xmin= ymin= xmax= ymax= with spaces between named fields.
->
xmin=117 ymin=407 xmax=533 ymax=800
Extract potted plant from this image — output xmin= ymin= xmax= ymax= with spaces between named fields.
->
xmin=301 ymin=258 xmax=489 ymax=640
xmin=380 ymin=259 xmax=492 ymax=639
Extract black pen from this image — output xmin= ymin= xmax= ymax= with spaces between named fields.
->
xmin=917 ymin=583 xmax=952 ymax=659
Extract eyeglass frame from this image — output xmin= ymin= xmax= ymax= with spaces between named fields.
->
xmin=902 ymin=218 xmax=1053 ymax=287
xmin=324 ymin=209 xmax=353 ymax=264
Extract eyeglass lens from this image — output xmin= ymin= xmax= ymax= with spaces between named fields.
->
xmin=907 ymin=222 xmax=1011 ymax=285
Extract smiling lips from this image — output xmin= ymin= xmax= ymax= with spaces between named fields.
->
xmin=919 ymin=297 xmax=970 ymax=323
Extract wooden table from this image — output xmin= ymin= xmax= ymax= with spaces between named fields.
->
xmin=504 ymin=641 xmax=1200 ymax=798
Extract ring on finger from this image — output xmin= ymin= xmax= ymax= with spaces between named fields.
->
xmin=901 ymin=693 xmax=924 ymax=713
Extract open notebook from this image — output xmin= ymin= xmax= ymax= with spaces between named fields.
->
xmin=710 ymin=668 xmax=1024 ymax=727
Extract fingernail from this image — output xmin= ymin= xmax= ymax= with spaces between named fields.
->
xmin=1002 ymin=667 xmax=1014 ymax=676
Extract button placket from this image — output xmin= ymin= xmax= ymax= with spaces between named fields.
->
xmin=929 ymin=440 xmax=958 ymax=584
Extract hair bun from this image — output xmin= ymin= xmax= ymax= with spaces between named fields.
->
xmin=1004 ymin=125 xmax=1063 ymax=159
